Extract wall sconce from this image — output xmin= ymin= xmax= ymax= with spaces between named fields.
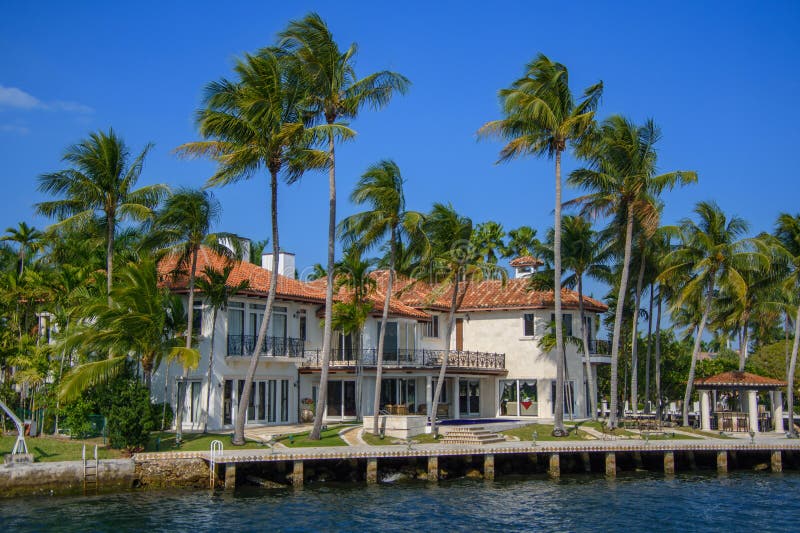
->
xmin=465 ymin=313 xmax=471 ymax=323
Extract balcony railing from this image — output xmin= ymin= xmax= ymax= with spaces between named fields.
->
xmin=227 ymin=335 xmax=305 ymax=357
xmin=588 ymin=339 xmax=611 ymax=355
xmin=301 ymin=348 xmax=506 ymax=371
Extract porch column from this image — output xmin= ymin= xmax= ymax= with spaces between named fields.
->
xmin=747 ymin=389 xmax=759 ymax=433
xmin=700 ymin=390 xmax=711 ymax=431
xmin=772 ymin=391 xmax=785 ymax=433
xmin=453 ymin=377 xmax=460 ymax=419
xmin=425 ymin=376 xmax=432 ymax=421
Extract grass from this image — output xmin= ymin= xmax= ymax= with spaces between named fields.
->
xmin=275 ymin=425 xmax=348 ymax=447
xmin=501 ymin=423 xmax=587 ymax=441
xmin=146 ymin=431 xmax=264 ymax=452
xmin=675 ymin=426 xmax=736 ymax=439
xmin=0 ymin=435 xmax=125 ymax=462
xmin=569 ymin=420 xmax=637 ymax=438
xmin=361 ymin=431 xmax=440 ymax=446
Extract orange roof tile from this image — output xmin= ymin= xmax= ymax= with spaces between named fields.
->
xmin=510 ymin=256 xmax=544 ymax=267
xmin=694 ymin=371 xmax=787 ymax=389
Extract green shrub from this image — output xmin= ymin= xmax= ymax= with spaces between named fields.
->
xmin=151 ymin=402 xmax=174 ymax=430
xmin=62 ymin=395 xmax=95 ymax=438
xmin=106 ymin=380 xmax=154 ymax=451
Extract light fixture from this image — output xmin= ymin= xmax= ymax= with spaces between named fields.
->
xmin=465 ymin=313 xmax=471 ymax=323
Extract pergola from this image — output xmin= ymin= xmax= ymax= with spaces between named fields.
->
xmin=694 ymin=371 xmax=787 ymax=433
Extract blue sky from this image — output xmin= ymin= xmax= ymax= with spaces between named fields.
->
xmin=1 ymin=1 xmax=798 ymax=296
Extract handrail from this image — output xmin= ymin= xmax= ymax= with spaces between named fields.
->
xmin=209 ymin=439 xmax=224 ymax=489
xmin=0 ymin=398 xmax=28 ymax=456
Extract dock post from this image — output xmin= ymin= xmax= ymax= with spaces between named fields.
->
xmin=717 ymin=451 xmax=728 ymax=473
xmin=580 ymin=452 xmax=592 ymax=473
xmin=366 ymin=458 xmax=379 ymax=484
xmin=664 ymin=451 xmax=675 ymax=475
xmin=292 ymin=460 xmax=304 ymax=487
xmin=484 ymin=454 xmax=495 ymax=481
xmin=548 ymin=453 xmax=560 ymax=478
xmin=224 ymin=464 xmax=236 ymax=490
xmin=428 ymin=456 xmax=439 ymax=482
xmin=771 ymin=451 xmax=782 ymax=473
xmin=633 ymin=451 xmax=643 ymax=470
xmin=605 ymin=452 xmax=616 ymax=478
xmin=687 ymin=451 xmax=697 ymax=471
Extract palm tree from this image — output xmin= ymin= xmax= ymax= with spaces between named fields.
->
xmin=472 ymin=221 xmax=506 ymax=264
xmin=568 ymin=116 xmax=696 ymax=427
xmin=503 ymin=226 xmax=540 ymax=259
xmin=36 ymin=129 xmax=167 ymax=303
xmin=280 ymin=13 xmax=410 ymax=440
xmin=1 ymin=222 xmax=42 ymax=275
xmin=194 ymin=264 xmax=250 ymax=433
xmin=422 ymin=203 xmax=482 ymax=436
xmin=177 ymin=49 xmax=314 ymax=446
xmin=148 ymin=188 xmax=240 ymax=441
xmin=338 ymin=159 xmax=424 ymax=433
xmin=58 ymin=259 xmax=199 ymax=403
xmin=479 ymin=53 xmax=603 ymax=435
xmin=775 ymin=213 xmax=800 ymax=436
xmin=660 ymin=202 xmax=759 ymax=426
xmin=307 ymin=263 xmax=327 ymax=281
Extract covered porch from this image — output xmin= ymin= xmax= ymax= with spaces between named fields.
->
xmin=694 ymin=371 xmax=787 ymax=433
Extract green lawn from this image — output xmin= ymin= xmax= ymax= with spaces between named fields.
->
xmin=361 ymin=431 xmax=440 ymax=446
xmin=501 ymin=423 xmax=587 ymax=441
xmin=275 ymin=425 xmax=347 ymax=447
xmin=569 ymin=420 xmax=637 ymax=438
xmin=0 ymin=435 xmax=125 ymax=462
xmin=675 ymin=426 xmax=735 ymax=439
xmin=146 ymin=431 xmax=264 ymax=452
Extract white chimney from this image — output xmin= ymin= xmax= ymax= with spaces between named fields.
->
xmin=262 ymin=251 xmax=296 ymax=279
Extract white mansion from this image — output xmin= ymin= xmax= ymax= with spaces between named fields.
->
xmin=153 ymin=248 xmax=610 ymax=431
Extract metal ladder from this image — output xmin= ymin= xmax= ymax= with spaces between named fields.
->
xmin=83 ymin=444 xmax=99 ymax=494
xmin=209 ymin=440 xmax=223 ymax=489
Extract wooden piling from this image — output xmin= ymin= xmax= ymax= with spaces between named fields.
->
xmin=633 ymin=451 xmax=643 ymax=470
xmin=687 ymin=451 xmax=698 ymax=471
xmin=366 ymin=458 xmax=378 ymax=484
xmin=428 ymin=456 xmax=439 ymax=482
xmin=771 ymin=451 xmax=782 ymax=473
xmin=484 ymin=454 xmax=495 ymax=481
xmin=292 ymin=460 xmax=304 ymax=487
xmin=224 ymin=464 xmax=236 ymax=490
xmin=717 ymin=451 xmax=727 ymax=474
xmin=664 ymin=451 xmax=675 ymax=475
xmin=548 ymin=453 xmax=560 ymax=478
xmin=605 ymin=452 xmax=616 ymax=478
xmin=580 ymin=452 xmax=592 ymax=473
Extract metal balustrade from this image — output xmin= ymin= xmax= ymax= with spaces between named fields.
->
xmin=300 ymin=348 xmax=506 ymax=371
xmin=226 ymin=335 xmax=305 ymax=357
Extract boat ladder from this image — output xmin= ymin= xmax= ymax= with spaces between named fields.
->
xmin=209 ymin=440 xmax=223 ymax=489
xmin=83 ymin=444 xmax=99 ymax=494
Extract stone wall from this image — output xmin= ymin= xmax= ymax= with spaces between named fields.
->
xmin=0 ymin=459 xmax=135 ymax=498
xmin=134 ymin=457 xmax=214 ymax=489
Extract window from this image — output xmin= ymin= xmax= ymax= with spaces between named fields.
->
xmin=432 ymin=378 xmax=448 ymax=403
xmin=192 ymin=303 xmax=203 ymax=334
xmin=298 ymin=309 xmax=307 ymax=342
xmin=523 ymin=313 xmax=535 ymax=336
xmin=500 ymin=379 xmax=538 ymax=416
xmin=550 ymin=380 xmax=576 ymax=417
xmin=550 ymin=313 xmax=573 ymax=337
xmin=425 ymin=316 xmax=439 ymax=338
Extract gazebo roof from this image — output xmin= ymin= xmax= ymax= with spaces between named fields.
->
xmin=694 ymin=371 xmax=787 ymax=390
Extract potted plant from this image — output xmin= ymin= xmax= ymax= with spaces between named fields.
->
xmin=300 ymin=398 xmax=314 ymax=423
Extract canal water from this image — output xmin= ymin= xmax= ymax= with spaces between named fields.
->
xmin=1 ymin=472 xmax=798 ymax=532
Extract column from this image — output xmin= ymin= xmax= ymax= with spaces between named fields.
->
xmin=717 ymin=451 xmax=728 ymax=473
xmin=425 ymin=376 xmax=433 ymax=421
xmin=747 ymin=390 xmax=759 ymax=433
xmin=484 ymin=454 xmax=495 ymax=481
xmin=773 ymin=391 xmax=785 ymax=433
xmin=453 ymin=377 xmax=460 ymax=419
xmin=664 ymin=451 xmax=675 ymax=475
xmin=292 ymin=460 xmax=304 ymax=487
xmin=427 ymin=456 xmax=438 ymax=482
xmin=700 ymin=390 xmax=711 ymax=431
xmin=224 ymin=463 xmax=236 ymax=490
xmin=548 ymin=453 xmax=560 ymax=478
xmin=366 ymin=458 xmax=378 ymax=484
xmin=771 ymin=451 xmax=782 ymax=473
xmin=605 ymin=452 xmax=616 ymax=477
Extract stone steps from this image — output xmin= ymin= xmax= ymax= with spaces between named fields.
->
xmin=440 ymin=426 xmax=506 ymax=445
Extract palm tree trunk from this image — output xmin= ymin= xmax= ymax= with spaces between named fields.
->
xmin=683 ymin=289 xmax=713 ymax=426
xmin=786 ymin=304 xmax=800 ymax=437
xmin=553 ymin=149 xmax=565 ymax=435
xmin=202 ymin=307 xmax=218 ymax=433
xmin=162 ymin=363 xmax=170 ymax=430
xmin=176 ymin=246 xmax=199 ymax=442
xmin=310 ymin=133 xmax=337 ymax=441
xmin=609 ymin=203 xmax=635 ymax=428
xmin=106 ymin=214 xmax=115 ymax=305
xmin=645 ymin=284 xmax=654 ymax=413
xmin=739 ymin=316 xmax=749 ymax=372
xmin=577 ymin=275 xmax=596 ymax=420
xmin=431 ymin=276 xmax=459 ymax=437
xmin=234 ymin=169 xmax=281 ymax=445
xmin=654 ymin=289 xmax=663 ymax=422
xmin=630 ymin=250 xmax=646 ymax=414
xmin=372 ymin=227 xmax=396 ymax=434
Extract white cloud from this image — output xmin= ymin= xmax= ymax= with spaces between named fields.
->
xmin=0 ymin=123 xmax=31 ymax=135
xmin=0 ymin=84 xmax=93 ymax=114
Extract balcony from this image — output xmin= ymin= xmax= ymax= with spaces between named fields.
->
xmin=300 ymin=348 xmax=506 ymax=372
xmin=227 ymin=335 xmax=305 ymax=357
xmin=588 ymin=339 xmax=612 ymax=364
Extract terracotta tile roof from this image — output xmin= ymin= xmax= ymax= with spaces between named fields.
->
xmin=509 ymin=256 xmax=544 ymax=267
xmin=694 ymin=371 xmax=787 ymax=389
xmin=158 ymin=247 xmax=327 ymax=304
xmin=308 ymin=275 xmax=431 ymax=320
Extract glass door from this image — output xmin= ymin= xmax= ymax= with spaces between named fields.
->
xmin=380 ymin=322 xmax=398 ymax=362
xmin=459 ymin=379 xmax=480 ymax=416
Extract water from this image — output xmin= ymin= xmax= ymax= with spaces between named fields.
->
xmin=2 ymin=473 xmax=798 ymax=532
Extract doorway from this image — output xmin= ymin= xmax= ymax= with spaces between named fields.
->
xmin=458 ymin=379 xmax=480 ymax=417
xmin=327 ymin=380 xmax=357 ymax=418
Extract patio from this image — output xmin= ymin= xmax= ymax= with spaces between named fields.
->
xmin=694 ymin=371 xmax=787 ymax=433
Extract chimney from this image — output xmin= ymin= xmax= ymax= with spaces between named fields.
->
xmin=262 ymin=251 xmax=296 ymax=279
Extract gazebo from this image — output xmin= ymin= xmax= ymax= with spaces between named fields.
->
xmin=694 ymin=371 xmax=787 ymax=433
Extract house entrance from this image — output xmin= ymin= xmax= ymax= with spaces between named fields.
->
xmin=327 ymin=380 xmax=357 ymax=418
xmin=458 ymin=379 xmax=480 ymax=416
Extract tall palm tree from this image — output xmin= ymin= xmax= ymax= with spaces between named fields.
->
xmin=176 ymin=49 xmax=314 ymax=446
xmin=338 ymin=159 xmax=424 ymax=433
xmin=1 ymin=222 xmax=42 ymax=275
xmin=36 ymin=129 xmax=167 ymax=303
xmin=194 ymin=264 xmax=250 ymax=433
xmin=280 ymin=13 xmax=410 ymax=440
xmin=57 ymin=259 xmax=199 ymax=402
xmin=148 ymin=188 xmax=239 ymax=441
xmin=472 ymin=221 xmax=506 ymax=264
xmin=422 ymin=203 xmax=481 ymax=436
xmin=503 ymin=226 xmax=540 ymax=259
xmin=568 ymin=116 xmax=696 ymax=427
xmin=660 ymin=202 xmax=759 ymax=426
xmin=479 ymin=54 xmax=603 ymax=435
xmin=775 ymin=213 xmax=800 ymax=436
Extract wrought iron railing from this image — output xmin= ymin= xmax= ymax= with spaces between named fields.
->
xmin=301 ymin=348 xmax=506 ymax=371
xmin=588 ymin=339 xmax=611 ymax=355
xmin=227 ymin=335 xmax=305 ymax=357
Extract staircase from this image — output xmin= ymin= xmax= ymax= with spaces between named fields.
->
xmin=440 ymin=426 xmax=506 ymax=445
